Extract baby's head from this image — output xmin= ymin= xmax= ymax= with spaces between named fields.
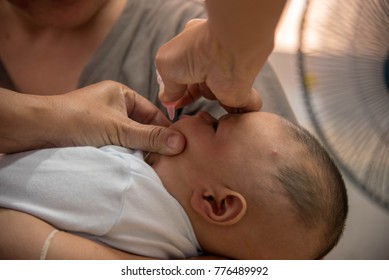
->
xmin=149 ymin=111 xmax=348 ymax=259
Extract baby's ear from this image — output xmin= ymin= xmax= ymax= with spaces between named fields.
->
xmin=190 ymin=187 xmax=247 ymax=226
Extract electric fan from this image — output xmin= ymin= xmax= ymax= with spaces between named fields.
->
xmin=298 ymin=0 xmax=389 ymax=211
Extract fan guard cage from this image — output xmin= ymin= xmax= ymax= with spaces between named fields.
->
xmin=298 ymin=0 xmax=389 ymax=211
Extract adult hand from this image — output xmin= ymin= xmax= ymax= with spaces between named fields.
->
xmin=156 ymin=0 xmax=286 ymax=113
xmin=155 ymin=19 xmax=263 ymax=113
xmin=0 ymin=81 xmax=185 ymax=155
xmin=51 ymin=81 xmax=186 ymax=155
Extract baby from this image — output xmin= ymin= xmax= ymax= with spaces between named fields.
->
xmin=0 ymin=111 xmax=348 ymax=259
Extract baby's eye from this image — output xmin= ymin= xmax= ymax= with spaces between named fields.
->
xmin=212 ymin=121 xmax=219 ymax=131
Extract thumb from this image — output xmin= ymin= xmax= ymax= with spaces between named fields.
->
xmin=119 ymin=122 xmax=186 ymax=155
xmin=156 ymin=68 xmax=187 ymax=106
xmin=158 ymin=78 xmax=188 ymax=105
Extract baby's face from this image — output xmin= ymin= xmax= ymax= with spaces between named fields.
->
xmin=167 ymin=111 xmax=285 ymax=190
xmin=164 ymin=112 xmax=323 ymax=259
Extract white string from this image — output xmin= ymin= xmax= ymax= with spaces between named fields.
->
xmin=40 ymin=229 xmax=59 ymax=260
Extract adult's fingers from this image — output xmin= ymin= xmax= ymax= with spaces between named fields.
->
xmin=121 ymin=85 xmax=171 ymax=127
xmin=61 ymin=81 xmax=186 ymax=156
xmin=116 ymin=120 xmax=186 ymax=156
xmin=155 ymin=46 xmax=190 ymax=104
xmin=163 ymin=83 xmax=217 ymax=109
xmin=155 ymin=19 xmax=207 ymax=105
xmin=117 ymin=84 xmax=186 ymax=155
xmin=221 ymin=88 xmax=263 ymax=113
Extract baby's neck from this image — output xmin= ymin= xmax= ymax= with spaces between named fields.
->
xmin=144 ymin=152 xmax=158 ymax=167
xmin=189 ymin=220 xmax=245 ymax=259
xmin=144 ymin=152 xmax=184 ymax=203
xmin=146 ymin=152 xmax=244 ymax=258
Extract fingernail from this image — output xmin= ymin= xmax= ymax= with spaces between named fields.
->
xmin=156 ymin=70 xmax=164 ymax=90
xmin=167 ymin=134 xmax=181 ymax=150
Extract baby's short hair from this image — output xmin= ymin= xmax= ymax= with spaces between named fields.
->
xmin=274 ymin=119 xmax=348 ymax=259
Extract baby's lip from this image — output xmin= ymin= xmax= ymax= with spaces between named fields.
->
xmin=178 ymin=111 xmax=218 ymax=127
xmin=178 ymin=111 xmax=211 ymax=120
xmin=195 ymin=111 xmax=217 ymax=123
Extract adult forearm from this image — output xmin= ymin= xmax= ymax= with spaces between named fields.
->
xmin=0 ymin=209 xmax=154 ymax=260
xmin=0 ymin=89 xmax=57 ymax=153
xmin=205 ymin=0 xmax=286 ymax=63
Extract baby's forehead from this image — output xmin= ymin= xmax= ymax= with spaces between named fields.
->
xmin=223 ymin=112 xmax=285 ymax=136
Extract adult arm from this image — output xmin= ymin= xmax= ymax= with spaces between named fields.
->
xmin=0 ymin=81 xmax=184 ymax=155
xmin=0 ymin=208 xmax=153 ymax=260
xmin=156 ymin=0 xmax=286 ymax=112
xmin=0 ymin=209 xmax=224 ymax=260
